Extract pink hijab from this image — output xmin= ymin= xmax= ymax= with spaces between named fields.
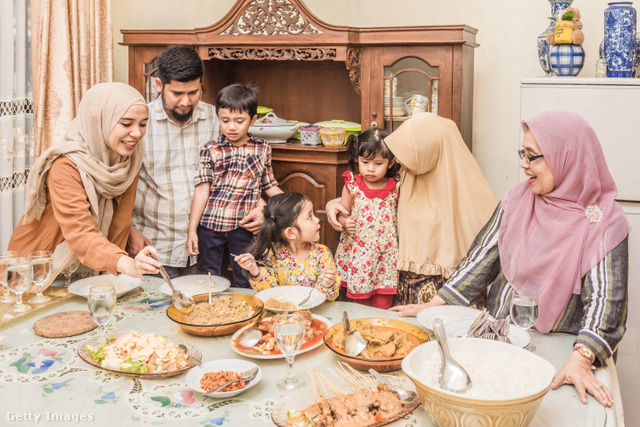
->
xmin=498 ymin=110 xmax=630 ymax=333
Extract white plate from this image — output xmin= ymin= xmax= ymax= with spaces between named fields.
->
xmin=416 ymin=305 xmax=484 ymax=330
xmin=271 ymin=374 xmax=420 ymax=427
xmin=68 ymin=274 xmax=141 ymax=299
xmin=185 ymin=359 xmax=262 ymax=398
xmin=230 ymin=314 xmax=331 ymax=360
xmin=444 ymin=319 xmax=531 ymax=348
xmin=254 ymin=286 xmax=326 ymax=312
xmin=158 ymin=274 xmax=231 ymax=297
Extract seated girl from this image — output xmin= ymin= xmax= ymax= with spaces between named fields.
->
xmin=235 ymin=192 xmax=339 ymax=300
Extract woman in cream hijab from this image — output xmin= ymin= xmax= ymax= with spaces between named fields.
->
xmin=327 ymin=113 xmax=496 ymax=306
xmin=8 ymin=82 xmax=161 ymax=281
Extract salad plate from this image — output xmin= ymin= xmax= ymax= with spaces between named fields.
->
xmin=77 ymin=332 xmax=200 ymax=378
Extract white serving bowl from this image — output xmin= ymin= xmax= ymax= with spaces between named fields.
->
xmin=402 ymin=338 xmax=555 ymax=427
xmin=249 ymin=112 xmax=300 ymax=143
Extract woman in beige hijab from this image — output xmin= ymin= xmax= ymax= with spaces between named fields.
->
xmin=327 ymin=113 xmax=495 ymax=309
xmin=8 ymin=82 xmax=161 ymax=281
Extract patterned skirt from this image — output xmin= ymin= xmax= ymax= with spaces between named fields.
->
xmin=394 ymin=270 xmax=486 ymax=308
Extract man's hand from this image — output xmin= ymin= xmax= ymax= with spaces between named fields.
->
xmin=127 ymin=225 xmax=150 ymax=257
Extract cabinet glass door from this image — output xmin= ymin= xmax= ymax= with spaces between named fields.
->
xmin=383 ymin=58 xmax=438 ymax=131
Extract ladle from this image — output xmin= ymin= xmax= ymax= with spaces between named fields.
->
xmin=158 ymin=263 xmax=195 ymax=314
xmin=208 ymin=366 xmax=260 ymax=393
xmin=342 ymin=311 xmax=367 ymax=357
xmin=433 ymin=318 xmax=472 ymax=393
xmin=368 ymin=368 xmax=417 ymax=402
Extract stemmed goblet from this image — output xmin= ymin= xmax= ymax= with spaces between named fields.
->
xmin=0 ymin=251 xmax=19 ymax=304
xmin=509 ymin=289 xmax=539 ymax=351
xmin=273 ymin=313 xmax=306 ymax=390
xmin=27 ymin=251 xmax=53 ymax=304
xmin=62 ymin=260 xmax=80 ymax=287
xmin=87 ymin=284 xmax=116 ymax=337
xmin=7 ymin=258 xmax=33 ymax=314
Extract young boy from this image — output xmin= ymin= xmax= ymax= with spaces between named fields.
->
xmin=187 ymin=84 xmax=282 ymax=287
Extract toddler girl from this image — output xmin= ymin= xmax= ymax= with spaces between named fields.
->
xmin=334 ymin=128 xmax=401 ymax=309
xmin=235 ymin=192 xmax=339 ymax=300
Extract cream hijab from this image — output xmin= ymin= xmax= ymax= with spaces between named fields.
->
xmin=384 ymin=113 xmax=496 ymax=278
xmin=23 ymin=82 xmax=147 ymax=277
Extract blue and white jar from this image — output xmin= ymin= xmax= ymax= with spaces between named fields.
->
xmin=538 ymin=0 xmax=574 ymax=75
xmin=604 ymin=1 xmax=637 ymax=77
xmin=549 ymin=44 xmax=585 ymax=76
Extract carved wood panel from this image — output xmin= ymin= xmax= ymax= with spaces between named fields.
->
xmin=220 ymin=0 xmax=322 ymax=36
xmin=207 ymin=47 xmax=336 ymax=61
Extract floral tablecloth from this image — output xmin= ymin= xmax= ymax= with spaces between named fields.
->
xmin=0 ymin=277 xmax=623 ymax=426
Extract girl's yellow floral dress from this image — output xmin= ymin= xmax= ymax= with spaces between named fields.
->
xmin=249 ymin=243 xmax=339 ymax=301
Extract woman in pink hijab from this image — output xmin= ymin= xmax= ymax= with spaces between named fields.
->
xmin=393 ymin=110 xmax=629 ymax=408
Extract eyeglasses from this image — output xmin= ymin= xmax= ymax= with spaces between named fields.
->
xmin=518 ymin=149 xmax=544 ymax=164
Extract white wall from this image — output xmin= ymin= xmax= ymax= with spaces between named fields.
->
xmin=111 ymin=0 xmax=606 ymax=198
xmin=112 ymin=1 xmax=637 ymax=424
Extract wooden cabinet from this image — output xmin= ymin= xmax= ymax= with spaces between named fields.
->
xmin=121 ymin=0 xmax=477 ymax=249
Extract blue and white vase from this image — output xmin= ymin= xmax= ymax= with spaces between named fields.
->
xmin=604 ymin=1 xmax=637 ymax=77
xmin=600 ymin=35 xmax=640 ymax=76
xmin=538 ymin=0 xmax=574 ymax=75
xmin=549 ymin=44 xmax=585 ymax=76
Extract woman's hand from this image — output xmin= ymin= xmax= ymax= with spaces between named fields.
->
xmin=551 ymin=350 xmax=613 ymax=407
xmin=326 ymin=198 xmax=349 ymax=232
xmin=239 ymin=203 xmax=265 ymax=234
xmin=320 ymin=268 xmax=337 ymax=288
xmin=234 ymin=253 xmax=260 ymax=278
xmin=117 ymin=246 xmax=161 ymax=278
xmin=389 ymin=295 xmax=448 ymax=317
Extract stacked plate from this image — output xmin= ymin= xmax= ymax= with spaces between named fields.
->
xmin=384 ymin=96 xmax=406 ymax=117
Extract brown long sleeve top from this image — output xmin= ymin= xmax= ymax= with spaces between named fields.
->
xmin=8 ymin=157 xmax=138 ymax=275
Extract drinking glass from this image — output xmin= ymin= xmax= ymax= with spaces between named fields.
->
xmin=27 ymin=251 xmax=53 ymax=304
xmin=273 ymin=313 xmax=306 ymax=390
xmin=7 ymin=258 xmax=33 ymax=314
xmin=0 ymin=251 xmax=19 ymax=304
xmin=62 ymin=261 xmax=80 ymax=287
xmin=509 ymin=289 xmax=539 ymax=351
xmin=87 ymin=284 xmax=116 ymax=337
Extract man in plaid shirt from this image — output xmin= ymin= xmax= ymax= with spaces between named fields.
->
xmin=187 ymin=84 xmax=282 ymax=287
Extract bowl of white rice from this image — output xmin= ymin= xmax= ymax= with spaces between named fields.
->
xmin=401 ymin=338 xmax=555 ymax=427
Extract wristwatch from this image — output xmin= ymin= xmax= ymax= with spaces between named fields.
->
xmin=574 ymin=344 xmax=595 ymax=363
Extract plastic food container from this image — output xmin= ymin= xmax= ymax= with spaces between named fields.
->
xmin=313 ymin=119 xmax=361 ymax=138
xmin=319 ymin=127 xmax=347 ymax=147
xmin=299 ymin=125 xmax=322 ymax=146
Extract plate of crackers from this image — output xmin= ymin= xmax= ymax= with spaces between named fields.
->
xmin=255 ymin=286 xmax=326 ymax=313
xmin=77 ymin=330 xmax=200 ymax=378
xmin=68 ymin=274 xmax=141 ymax=299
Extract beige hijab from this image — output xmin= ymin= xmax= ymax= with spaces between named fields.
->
xmin=23 ymin=82 xmax=147 ymax=277
xmin=384 ymin=113 xmax=496 ymax=278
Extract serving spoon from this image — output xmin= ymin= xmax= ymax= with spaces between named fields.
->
xmin=236 ymin=309 xmax=268 ymax=348
xmin=208 ymin=366 xmax=260 ymax=393
xmin=433 ymin=318 xmax=472 ymax=393
xmin=178 ymin=344 xmax=201 ymax=366
xmin=342 ymin=311 xmax=367 ymax=357
xmin=158 ymin=263 xmax=195 ymax=314
xmin=368 ymin=368 xmax=417 ymax=402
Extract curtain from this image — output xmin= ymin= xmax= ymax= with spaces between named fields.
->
xmin=32 ymin=0 xmax=113 ymax=157
xmin=0 ymin=0 xmax=33 ymax=251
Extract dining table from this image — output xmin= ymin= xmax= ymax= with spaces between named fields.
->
xmin=0 ymin=276 xmax=624 ymax=427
